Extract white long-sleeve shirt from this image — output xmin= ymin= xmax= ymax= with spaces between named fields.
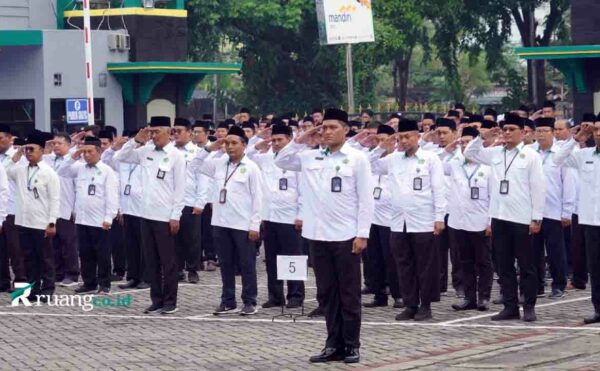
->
xmin=442 ymin=151 xmax=491 ymax=232
xmin=370 ymin=147 xmax=446 ymax=233
xmin=6 ymin=161 xmax=60 ymax=230
xmin=115 ymin=139 xmax=186 ymax=223
xmin=371 ymin=173 xmax=393 ymax=228
xmin=57 ymin=159 xmax=119 ymax=228
xmin=526 ymin=142 xmax=577 ymax=221
xmin=464 ymin=137 xmax=546 ymax=225
xmin=192 ymin=149 xmax=263 ymax=232
xmin=101 ymin=148 xmax=144 ymax=217
xmin=275 ymin=141 xmax=374 ymax=241
xmin=1 ymin=147 xmax=20 ymax=215
xmin=0 ymin=165 xmax=8 ymax=223
xmin=43 ymin=153 xmax=76 ymax=221
xmin=176 ymin=141 xmax=208 ymax=209
xmin=554 ymin=138 xmax=600 ymax=226
xmin=247 ymin=148 xmax=301 ymax=225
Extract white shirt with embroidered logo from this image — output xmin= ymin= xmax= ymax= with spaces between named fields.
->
xmin=192 ymin=149 xmax=263 ymax=232
xmin=57 ymin=159 xmax=119 ymax=228
xmin=463 ymin=137 xmax=546 ymax=225
xmin=6 ymin=161 xmax=60 ymax=230
xmin=101 ymin=148 xmax=144 ymax=218
xmin=1 ymin=146 xmax=22 ymax=215
xmin=369 ymin=147 xmax=446 ymax=233
xmin=43 ymin=152 xmax=76 ymax=221
xmin=115 ymin=140 xmax=186 ymax=223
xmin=176 ymin=141 xmax=209 ymax=209
xmin=274 ymin=141 xmax=374 ymax=241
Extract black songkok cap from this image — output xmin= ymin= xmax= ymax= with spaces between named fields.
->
xmin=84 ymin=136 xmax=102 ymax=148
xmin=98 ymin=130 xmax=113 ymax=140
xmin=239 ymin=107 xmax=250 ymax=114
xmin=149 ymin=116 xmax=171 ymax=127
xmin=454 ymin=103 xmax=466 ymax=110
xmin=436 ymin=118 xmax=457 ymax=130
xmin=447 ymin=110 xmax=460 ymax=118
xmin=302 ymin=116 xmax=313 ymax=123
xmin=484 ymin=108 xmax=497 ymax=118
xmin=481 ymin=120 xmax=498 ymax=129
xmin=217 ymin=121 xmax=229 ymax=129
xmin=534 ymin=117 xmax=555 ymax=128
xmin=376 ymin=124 xmax=395 ymax=135
xmin=25 ymin=132 xmax=47 ymax=148
xmin=323 ymin=108 xmax=349 ymax=125
xmin=502 ymin=113 xmax=524 ymax=128
xmin=241 ymin=122 xmax=255 ymax=130
xmin=398 ymin=119 xmax=419 ymax=132
xmin=0 ymin=124 xmax=11 ymax=134
xmin=469 ymin=114 xmax=484 ymax=123
xmin=224 ymin=118 xmax=236 ymax=127
xmin=542 ymin=100 xmax=556 ymax=109
xmin=582 ymin=113 xmax=596 ymax=123
xmin=524 ymin=118 xmax=535 ymax=130
xmin=422 ymin=112 xmax=435 ymax=121
xmin=174 ymin=117 xmax=191 ymax=128
xmin=461 ymin=127 xmax=480 ymax=138
xmin=227 ymin=125 xmax=249 ymax=143
xmin=271 ymin=124 xmax=292 ymax=136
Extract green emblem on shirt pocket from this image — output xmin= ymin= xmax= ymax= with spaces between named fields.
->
xmin=418 ymin=159 xmax=425 ymax=164
xmin=240 ymin=167 xmax=247 ymax=174
xmin=520 ymin=154 xmax=526 ymax=158
xmin=342 ymin=159 xmax=349 ymax=164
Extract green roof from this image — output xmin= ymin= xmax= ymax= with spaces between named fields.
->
xmin=107 ymin=61 xmax=241 ymax=74
xmin=515 ymin=45 xmax=600 ymax=60
xmin=0 ymin=30 xmax=42 ymax=47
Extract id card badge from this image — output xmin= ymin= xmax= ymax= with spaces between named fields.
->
xmin=470 ymin=187 xmax=479 ymax=200
xmin=331 ymin=176 xmax=342 ymax=193
xmin=32 ymin=187 xmax=39 ymax=199
xmin=279 ymin=178 xmax=288 ymax=191
xmin=219 ymin=188 xmax=227 ymax=204
xmin=373 ymin=187 xmax=382 ymax=200
xmin=413 ymin=177 xmax=423 ymax=191
xmin=156 ymin=169 xmax=166 ymax=179
xmin=500 ymin=180 xmax=509 ymax=195
xmin=124 ymin=184 xmax=131 ymax=195
xmin=88 ymin=184 xmax=96 ymax=196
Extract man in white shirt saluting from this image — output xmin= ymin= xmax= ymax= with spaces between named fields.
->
xmin=116 ymin=116 xmax=186 ymax=315
xmin=275 ymin=108 xmax=374 ymax=364
xmin=7 ymin=132 xmax=60 ymax=301
xmin=464 ymin=113 xmax=546 ymax=322
xmin=57 ymin=136 xmax=119 ymax=294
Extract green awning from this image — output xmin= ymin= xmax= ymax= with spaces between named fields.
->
xmin=107 ymin=62 xmax=241 ymax=105
xmin=0 ymin=30 xmax=42 ymax=47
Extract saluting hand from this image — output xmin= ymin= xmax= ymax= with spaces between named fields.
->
xmin=134 ymin=128 xmax=151 ymax=144
xmin=112 ymin=136 xmax=128 ymax=151
xmin=481 ymin=127 xmax=501 ymax=141
xmin=295 ymin=126 xmax=320 ymax=145
xmin=574 ymin=123 xmax=593 ymax=142
xmin=444 ymin=139 xmax=459 ymax=154
xmin=254 ymin=139 xmax=272 ymax=153
xmin=257 ymin=127 xmax=272 ymax=140
xmin=352 ymin=237 xmax=367 ymax=254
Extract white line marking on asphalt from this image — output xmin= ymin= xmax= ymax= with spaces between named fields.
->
xmin=438 ymin=296 xmax=591 ymax=325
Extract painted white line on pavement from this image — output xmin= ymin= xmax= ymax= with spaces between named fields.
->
xmin=1 ymin=310 xmax=600 ymax=333
xmin=438 ymin=296 xmax=591 ymax=325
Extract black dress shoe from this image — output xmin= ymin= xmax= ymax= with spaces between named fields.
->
xmin=363 ymin=299 xmax=387 ymax=308
xmin=455 ymin=287 xmax=465 ymax=298
xmin=177 ymin=271 xmax=186 ymax=282
xmin=262 ymin=301 xmax=283 ymax=309
xmin=136 ymin=281 xmax=150 ymax=289
xmin=344 ymin=347 xmax=360 ymax=364
xmin=393 ymin=298 xmax=405 ymax=308
xmin=491 ymin=309 xmax=520 ymax=321
xmin=309 ymin=347 xmax=344 ymax=363
xmin=523 ymin=307 xmax=537 ymax=322
xmin=584 ymin=313 xmax=600 ymax=324
xmin=286 ymin=301 xmax=302 ymax=309
xmin=414 ymin=306 xmax=432 ymax=321
xmin=361 ymin=287 xmax=374 ymax=295
xmin=188 ymin=271 xmax=199 ymax=284
xmin=395 ymin=307 xmax=417 ymax=321
xmin=308 ymin=307 xmax=324 ymax=318
xmin=118 ymin=279 xmax=139 ymax=289
xmin=452 ymin=300 xmax=477 ymax=311
xmin=477 ymin=299 xmax=490 ymax=311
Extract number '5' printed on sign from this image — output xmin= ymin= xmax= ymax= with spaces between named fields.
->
xmin=276 ymin=255 xmax=308 ymax=281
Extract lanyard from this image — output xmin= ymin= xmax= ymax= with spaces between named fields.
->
xmin=224 ymin=157 xmax=244 ymax=187
xmin=538 ymin=149 xmax=552 ymax=165
xmin=27 ymin=166 xmax=39 ymax=190
xmin=377 ymin=175 xmax=381 ymax=185
xmin=461 ymin=163 xmax=481 ymax=187
xmin=503 ymin=147 xmax=520 ymax=179
xmin=128 ymin=164 xmax=138 ymax=183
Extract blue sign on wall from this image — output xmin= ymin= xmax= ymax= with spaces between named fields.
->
xmin=66 ymin=99 xmax=89 ymax=124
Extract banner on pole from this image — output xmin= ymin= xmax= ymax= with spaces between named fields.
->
xmin=316 ymin=0 xmax=375 ymax=45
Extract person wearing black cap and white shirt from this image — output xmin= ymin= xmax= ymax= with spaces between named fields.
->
xmin=192 ymin=125 xmax=263 ymax=316
xmin=275 ymin=108 xmax=374 ymax=364
xmin=441 ymin=127 xmax=493 ymax=311
xmin=247 ymin=123 xmax=305 ymax=309
xmin=241 ymin=121 xmax=260 ymax=148
xmin=523 ymin=118 xmax=536 ymax=145
xmin=527 ymin=117 xmax=575 ymax=299
xmin=357 ymin=124 xmax=403 ymax=309
xmin=116 ymin=116 xmax=186 ymax=315
xmin=464 ymin=112 xmax=546 ymax=322
xmin=0 ymin=124 xmax=27 ymax=292
xmin=369 ymin=119 xmax=446 ymax=322
xmin=57 ymin=137 xmax=119 ymax=294
xmin=102 ymin=130 xmax=150 ymax=290
xmin=421 ymin=113 xmax=436 ymax=133
xmin=172 ymin=117 xmax=206 ymax=283
xmin=553 ymin=117 xmax=600 ymax=323
xmin=479 ymin=120 xmax=499 ymax=147
xmin=484 ymin=108 xmax=498 ymax=122
xmin=454 ymin=103 xmax=466 ymax=119
xmin=98 ymin=130 xmax=114 ymax=154
xmin=311 ymin=108 xmax=323 ymax=126
xmin=541 ymin=101 xmax=556 ymax=119
xmin=7 ymin=132 xmax=60 ymax=301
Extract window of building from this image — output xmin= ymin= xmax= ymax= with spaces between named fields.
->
xmin=0 ymin=100 xmax=35 ymax=138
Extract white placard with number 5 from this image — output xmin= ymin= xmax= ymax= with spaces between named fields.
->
xmin=276 ymin=255 xmax=308 ymax=281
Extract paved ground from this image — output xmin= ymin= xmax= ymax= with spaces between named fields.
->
xmin=1 ymin=257 xmax=600 ymax=370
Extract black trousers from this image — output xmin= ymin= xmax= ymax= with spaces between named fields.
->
xmin=571 ymin=214 xmax=588 ymax=289
xmin=110 ymin=217 xmax=126 ymax=276
xmin=583 ymin=225 xmax=600 ymax=312
xmin=367 ymin=224 xmax=401 ymax=301
xmin=200 ymin=204 xmax=216 ymax=261
xmin=492 ymin=218 xmax=536 ymax=311
xmin=0 ymin=215 xmax=26 ymax=288
xmin=18 ymin=226 xmax=54 ymax=296
xmin=440 ymin=215 xmax=461 ymax=292
xmin=391 ymin=228 xmax=438 ymax=308
xmin=176 ymin=206 xmax=201 ymax=273
xmin=123 ymin=214 xmax=147 ymax=283
xmin=263 ymin=221 xmax=305 ymax=305
xmin=533 ymin=218 xmax=568 ymax=291
xmin=310 ymin=239 xmax=361 ymax=349
xmin=449 ymin=228 xmax=493 ymax=302
xmin=53 ymin=218 xmax=79 ymax=281
xmin=141 ymin=219 xmax=178 ymax=307
xmin=213 ymin=226 xmax=257 ymax=306
xmin=564 ymin=224 xmax=572 ymax=275
xmin=78 ymin=225 xmax=111 ymax=289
